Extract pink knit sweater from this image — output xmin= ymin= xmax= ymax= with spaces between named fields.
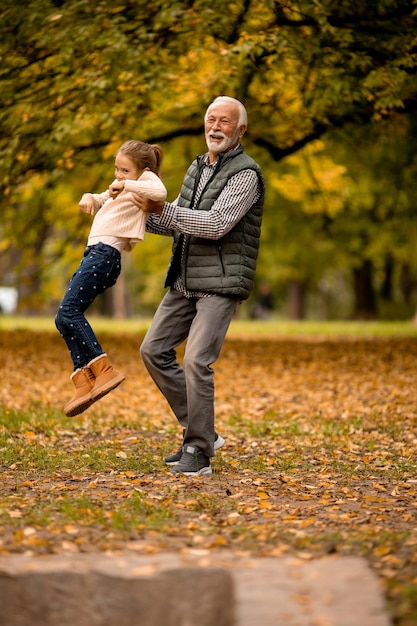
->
xmin=87 ymin=170 xmax=167 ymax=251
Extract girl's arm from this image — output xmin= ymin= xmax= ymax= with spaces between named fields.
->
xmin=124 ymin=170 xmax=167 ymax=202
xmin=79 ymin=190 xmax=109 ymax=215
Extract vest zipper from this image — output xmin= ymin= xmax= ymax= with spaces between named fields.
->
xmin=218 ymin=244 xmax=225 ymax=274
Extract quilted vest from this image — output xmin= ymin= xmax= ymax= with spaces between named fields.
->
xmin=165 ymin=146 xmax=265 ymax=300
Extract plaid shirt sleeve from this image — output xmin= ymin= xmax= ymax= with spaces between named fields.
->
xmin=157 ymin=169 xmax=260 ymax=240
xmin=144 ymin=196 xmax=178 ymax=236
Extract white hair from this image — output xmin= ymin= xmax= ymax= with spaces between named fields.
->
xmin=206 ymin=96 xmax=248 ymax=127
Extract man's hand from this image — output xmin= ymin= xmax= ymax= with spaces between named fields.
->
xmin=131 ymin=193 xmax=165 ymax=215
xmin=79 ymin=193 xmax=96 ymax=215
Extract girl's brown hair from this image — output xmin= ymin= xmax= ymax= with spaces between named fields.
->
xmin=118 ymin=140 xmax=163 ymax=176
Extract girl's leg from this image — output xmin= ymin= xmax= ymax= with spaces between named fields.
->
xmin=55 ymin=244 xmax=121 ymax=370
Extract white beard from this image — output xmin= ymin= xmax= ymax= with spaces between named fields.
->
xmin=205 ymin=130 xmax=240 ymax=154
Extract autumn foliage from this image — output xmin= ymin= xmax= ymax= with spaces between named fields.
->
xmin=2 ymin=1 xmax=417 ymax=318
xmin=0 ymin=328 xmax=417 ymax=624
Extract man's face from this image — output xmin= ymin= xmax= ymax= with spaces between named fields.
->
xmin=204 ymin=101 xmax=246 ymax=159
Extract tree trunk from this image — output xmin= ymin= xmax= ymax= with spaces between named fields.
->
xmin=352 ymin=260 xmax=378 ymax=319
xmin=111 ymin=274 xmax=127 ymax=319
xmin=380 ymin=255 xmax=393 ymax=301
xmin=287 ymin=279 xmax=307 ymax=320
xmin=400 ymin=263 xmax=413 ymax=304
xmin=97 ymin=274 xmax=127 ymax=318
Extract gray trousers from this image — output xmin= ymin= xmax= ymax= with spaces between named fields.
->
xmin=140 ymin=289 xmax=239 ymax=457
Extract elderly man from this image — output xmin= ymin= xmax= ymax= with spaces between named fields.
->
xmin=137 ymin=96 xmax=265 ymax=476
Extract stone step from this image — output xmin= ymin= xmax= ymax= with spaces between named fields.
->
xmin=0 ymin=553 xmax=391 ymax=626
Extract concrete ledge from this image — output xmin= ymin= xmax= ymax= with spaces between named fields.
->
xmin=231 ymin=555 xmax=392 ymax=626
xmin=0 ymin=554 xmax=234 ymax=626
xmin=0 ymin=553 xmax=391 ymax=626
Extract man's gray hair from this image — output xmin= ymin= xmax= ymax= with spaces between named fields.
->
xmin=206 ymin=96 xmax=248 ymax=127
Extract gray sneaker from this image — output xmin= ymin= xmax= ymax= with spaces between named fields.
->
xmin=214 ymin=433 xmax=225 ymax=451
xmin=171 ymin=445 xmax=212 ymax=476
xmin=164 ymin=432 xmax=224 ymax=466
xmin=164 ymin=443 xmax=183 ymax=466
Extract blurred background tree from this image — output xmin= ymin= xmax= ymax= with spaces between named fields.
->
xmin=1 ymin=0 xmax=416 ymax=319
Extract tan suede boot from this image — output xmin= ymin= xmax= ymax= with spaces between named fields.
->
xmin=64 ymin=368 xmax=95 ymax=417
xmin=88 ymin=353 xmax=125 ymax=402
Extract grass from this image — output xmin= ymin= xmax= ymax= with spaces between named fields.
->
xmin=2 ymin=314 xmax=417 ymax=337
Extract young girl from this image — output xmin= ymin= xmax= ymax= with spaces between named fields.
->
xmin=55 ymin=140 xmax=167 ymax=417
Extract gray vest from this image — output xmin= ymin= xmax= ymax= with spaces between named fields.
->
xmin=165 ymin=146 xmax=265 ymax=300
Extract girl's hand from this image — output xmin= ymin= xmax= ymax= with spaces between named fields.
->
xmin=79 ymin=193 xmax=96 ymax=215
xmin=109 ymin=179 xmax=124 ymax=199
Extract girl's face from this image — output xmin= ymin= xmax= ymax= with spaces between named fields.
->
xmin=114 ymin=153 xmax=142 ymax=180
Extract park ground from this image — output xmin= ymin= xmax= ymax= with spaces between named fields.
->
xmin=0 ymin=320 xmax=417 ymax=624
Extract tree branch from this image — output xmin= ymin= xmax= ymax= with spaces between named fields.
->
xmin=273 ymin=0 xmax=415 ymax=31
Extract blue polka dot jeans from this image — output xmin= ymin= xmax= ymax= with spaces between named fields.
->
xmin=55 ymin=243 xmax=121 ymax=370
